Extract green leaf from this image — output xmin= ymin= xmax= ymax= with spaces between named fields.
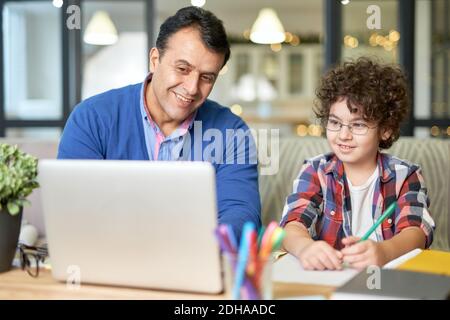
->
xmin=0 ymin=143 xmax=39 ymax=216
xmin=20 ymin=199 xmax=31 ymax=207
xmin=7 ymin=201 xmax=20 ymax=215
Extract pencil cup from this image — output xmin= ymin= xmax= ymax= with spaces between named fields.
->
xmin=223 ymin=253 xmax=273 ymax=300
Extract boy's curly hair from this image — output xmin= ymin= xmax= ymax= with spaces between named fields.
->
xmin=315 ymin=57 xmax=410 ymax=149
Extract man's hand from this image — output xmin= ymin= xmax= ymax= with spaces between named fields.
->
xmin=340 ymin=236 xmax=389 ymax=269
xmin=296 ymin=240 xmax=344 ymax=270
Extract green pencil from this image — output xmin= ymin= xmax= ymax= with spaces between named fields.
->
xmin=359 ymin=202 xmax=397 ymax=242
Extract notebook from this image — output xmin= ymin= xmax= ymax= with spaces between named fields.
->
xmin=331 ymin=269 xmax=450 ymax=300
xmin=272 ymin=253 xmax=359 ymax=287
xmin=397 ymin=250 xmax=450 ymax=276
xmin=382 ymin=248 xmax=422 ymax=269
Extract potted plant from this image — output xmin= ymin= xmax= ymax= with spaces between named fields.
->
xmin=0 ymin=143 xmax=39 ymax=272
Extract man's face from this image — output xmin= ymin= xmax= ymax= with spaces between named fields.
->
xmin=148 ymin=27 xmax=225 ymax=125
xmin=326 ymin=98 xmax=390 ymax=168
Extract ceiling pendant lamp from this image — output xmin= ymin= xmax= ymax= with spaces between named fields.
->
xmin=250 ymin=8 xmax=286 ymax=44
xmin=83 ymin=11 xmax=118 ymax=45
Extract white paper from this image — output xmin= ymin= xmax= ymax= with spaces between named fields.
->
xmin=330 ymin=293 xmax=410 ymax=300
xmin=272 ymin=253 xmax=359 ymax=287
xmin=278 ymin=295 xmax=327 ymax=300
xmin=382 ymin=248 xmax=422 ymax=269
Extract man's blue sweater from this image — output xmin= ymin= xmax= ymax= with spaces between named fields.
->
xmin=58 ymin=83 xmax=261 ymax=240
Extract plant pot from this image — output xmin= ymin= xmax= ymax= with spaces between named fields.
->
xmin=0 ymin=207 xmax=23 ymax=273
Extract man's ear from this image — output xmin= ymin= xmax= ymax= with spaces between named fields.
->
xmin=149 ymin=47 xmax=160 ymax=73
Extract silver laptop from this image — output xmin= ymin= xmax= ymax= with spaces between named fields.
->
xmin=38 ymin=160 xmax=223 ymax=294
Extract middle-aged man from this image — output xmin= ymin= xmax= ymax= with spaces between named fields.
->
xmin=58 ymin=6 xmax=261 ymax=239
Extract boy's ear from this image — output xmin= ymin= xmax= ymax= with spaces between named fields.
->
xmin=380 ymin=127 xmax=393 ymax=142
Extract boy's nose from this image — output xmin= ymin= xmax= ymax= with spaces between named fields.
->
xmin=339 ymin=125 xmax=353 ymax=140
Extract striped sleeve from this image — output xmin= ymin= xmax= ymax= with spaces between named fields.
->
xmin=280 ymin=161 xmax=323 ymax=233
xmin=395 ymin=167 xmax=435 ymax=248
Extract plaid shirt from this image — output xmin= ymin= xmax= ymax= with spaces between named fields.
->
xmin=280 ymin=152 xmax=435 ymax=249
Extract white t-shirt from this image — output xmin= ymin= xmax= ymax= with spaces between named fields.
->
xmin=348 ymin=167 xmax=380 ymax=241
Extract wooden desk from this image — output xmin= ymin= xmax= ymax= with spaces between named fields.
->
xmin=0 ymin=268 xmax=335 ymax=300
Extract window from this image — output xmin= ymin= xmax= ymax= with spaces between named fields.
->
xmin=0 ymin=0 xmax=153 ymax=137
xmin=288 ymin=53 xmax=304 ymax=95
xmin=415 ymin=0 xmax=450 ymax=139
xmin=81 ymin=1 xmax=147 ymax=99
xmin=4 ymin=0 xmax=443 ymax=139
xmin=341 ymin=0 xmax=399 ymax=63
xmin=3 ymin=1 xmax=62 ymax=121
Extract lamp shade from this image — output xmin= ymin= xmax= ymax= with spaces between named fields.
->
xmin=83 ymin=11 xmax=118 ymax=45
xmin=250 ymin=8 xmax=286 ymax=44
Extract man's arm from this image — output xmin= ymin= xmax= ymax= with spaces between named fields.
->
xmin=215 ymin=161 xmax=261 ymax=242
xmin=58 ymin=103 xmax=106 ymax=159
xmin=215 ymin=121 xmax=261 ymax=241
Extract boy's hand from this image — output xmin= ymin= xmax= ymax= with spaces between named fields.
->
xmin=296 ymin=240 xmax=343 ymax=270
xmin=341 ymin=236 xmax=388 ymax=269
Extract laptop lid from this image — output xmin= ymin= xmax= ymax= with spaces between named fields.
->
xmin=38 ymin=160 xmax=222 ymax=294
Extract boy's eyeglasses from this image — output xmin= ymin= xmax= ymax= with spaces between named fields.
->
xmin=325 ymin=119 xmax=377 ymax=135
xmin=18 ymin=243 xmax=48 ymax=278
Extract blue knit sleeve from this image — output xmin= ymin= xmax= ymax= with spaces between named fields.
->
xmin=57 ymin=101 xmax=106 ymax=159
xmin=215 ymin=117 xmax=262 ymax=242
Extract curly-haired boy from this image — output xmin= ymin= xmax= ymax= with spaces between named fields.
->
xmin=281 ymin=58 xmax=435 ymax=270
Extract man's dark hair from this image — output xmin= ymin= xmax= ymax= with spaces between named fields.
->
xmin=156 ymin=6 xmax=230 ymax=67
xmin=315 ymin=57 xmax=410 ymax=149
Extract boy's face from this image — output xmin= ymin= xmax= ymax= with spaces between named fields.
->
xmin=326 ymin=98 xmax=390 ymax=167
